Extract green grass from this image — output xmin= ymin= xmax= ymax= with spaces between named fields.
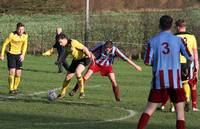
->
xmin=0 ymin=55 xmax=199 ymax=129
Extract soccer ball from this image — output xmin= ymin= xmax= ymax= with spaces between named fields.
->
xmin=47 ymin=90 xmax=57 ymax=101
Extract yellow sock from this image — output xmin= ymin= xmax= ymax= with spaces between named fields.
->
xmin=60 ymin=79 xmax=71 ymax=96
xmin=14 ymin=76 xmax=21 ymax=90
xmin=183 ymin=81 xmax=190 ymax=102
xmin=8 ymin=75 xmax=15 ymax=91
xmin=78 ymin=77 xmax=84 ymax=93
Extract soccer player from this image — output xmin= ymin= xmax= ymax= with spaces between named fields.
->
xmin=42 ymin=27 xmax=68 ymax=73
xmin=69 ymin=40 xmax=142 ymax=101
xmin=175 ymin=19 xmax=199 ymax=112
xmin=56 ymin=33 xmax=94 ymax=99
xmin=0 ymin=23 xmax=28 ymax=95
xmin=137 ymin=15 xmax=192 ymax=129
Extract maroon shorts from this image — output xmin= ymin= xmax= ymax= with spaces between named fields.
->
xmin=89 ymin=63 xmax=113 ymax=76
xmin=148 ymin=88 xmax=186 ymax=103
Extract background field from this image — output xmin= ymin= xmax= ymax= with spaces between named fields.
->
xmin=1 ymin=8 xmax=200 ymax=58
xmin=0 ymin=56 xmax=199 ymax=129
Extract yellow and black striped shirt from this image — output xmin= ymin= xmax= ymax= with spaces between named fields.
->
xmin=175 ymin=32 xmax=197 ymax=63
xmin=1 ymin=31 xmax=28 ymax=56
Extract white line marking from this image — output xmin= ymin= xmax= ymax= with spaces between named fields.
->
xmin=28 ymin=84 xmax=101 ymax=96
xmin=0 ymin=84 xmax=137 ymax=126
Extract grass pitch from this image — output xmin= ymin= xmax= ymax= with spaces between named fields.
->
xmin=0 ymin=55 xmax=199 ymax=129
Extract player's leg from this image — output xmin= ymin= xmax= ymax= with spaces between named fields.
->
xmin=175 ymin=102 xmax=185 ymax=129
xmin=170 ymin=88 xmax=186 ymax=129
xmin=75 ymin=64 xmax=86 ymax=98
xmin=191 ymin=83 xmax=198 ymax=111
xmin=69 ymin=69 xmax=94 ymax=96
xmin=137 ymin=102 xmax=159 ymax=129
xmin=108 ymin=72 xmax=120 ymax=101
xmin=56 ymin=52 xmax=63 ymax=73
xmin=13 ymin=56 xmax=23 ymax=93
xmin=7 ymin=53 xmax=17 ymax=94
xmin=8 ymin=68 xmax=16 ymax=94
xmin=61 ymin=54 xmax=69 ymax=71
xmin=13 ymin=69 xmax=21 ymax=93
xmin=183 ymin=81 xmax=190 ymax=112
xmin=57 ymin=72 xmax=74 ymax=98
xmin=181 ymin=63 xmax=191 ymax=111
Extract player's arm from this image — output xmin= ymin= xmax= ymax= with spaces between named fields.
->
xmin=20 ymin=35 xmax=28 ymax=62
xmin=42 ymin=48 xmax=55 ymax=56
xmin=144 ymin=41 xmax=154 ymax=66
xmin=0 ymin=33 xmax=13 ymax=61
xmin=180 ymin=38 xmax=193 ymax=62
xmin=192 ymin=36 xmax=199 ymax=72
xmin=115 ymin=48 xmax=142 ymax=72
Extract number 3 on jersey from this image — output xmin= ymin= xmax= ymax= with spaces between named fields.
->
xmin=162 ymin=42 xmax=170 ymax=54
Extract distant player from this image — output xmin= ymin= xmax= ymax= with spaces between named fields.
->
xmin=0 ymin=23 xmax=28 ymax=95
xmin=175 ymin=19 xmax=199 ymax=111
xmin=69 ymin=40 xmax=142 ymax=101
xmin=56 ymin=33 xmax=94 ymax=99
xmin=42 ymin=27 xmax=68 ymax=73
xmin=137 ymin=15 xmax=192 ymax=129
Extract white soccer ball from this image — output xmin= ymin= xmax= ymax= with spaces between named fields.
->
xmin=47 ymin=90 xmax=57 ymax=101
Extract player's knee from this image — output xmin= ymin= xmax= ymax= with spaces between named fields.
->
xmin=9 ymin=69 xmax=15 ymax=76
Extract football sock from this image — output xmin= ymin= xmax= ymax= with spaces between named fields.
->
xmin=183 ymin=82 xmax=190 ymax=102
xmin=60 ymin=79 xmax=71 ymax=96
xmin=112 ymin=86 xmax=120 ymax=101
xmin=191 ymin=90 xmax=197 ymax=108
xmin=176 ymin=120 xmax=185 ymax=129
xmin=13 ymin=76 xmax=21 ymax=90
xmin=137 ymin=113 xmax=150 ymax=129
xmin=78 ymin=76 xmax=84 ymax=93
xmin=8 ymin=75 xmax=15 ymax=91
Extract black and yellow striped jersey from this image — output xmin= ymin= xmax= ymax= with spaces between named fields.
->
xmin=175 ymin=32 xmax=197 ymax=63
xmin=1 ymin=31 xmax=28 ymax=56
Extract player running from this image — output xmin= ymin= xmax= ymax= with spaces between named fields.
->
xmin=0 ymin=23 xmax=28 ymax=95
xmin=56 ymin=33 xmax=94 ymax=99
xmin=137 ymin=15 xmax=192 ymax=129
xmin=69 ymin=40 xmax=142 ymax=101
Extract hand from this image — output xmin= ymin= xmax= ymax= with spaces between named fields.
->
xmin=90 ymin=53 xmax=95 ymax=63
xmin=42 ymin=50 xmax=51 ymax=56
xmin=135 ymin=65 xmax=142 ymax=72
xmin=55 ymin=61 xmax=59 ymax=65
xmin=0 ymin=55 xmax=4 ymax=61
xmin=19 ymin=55 xmax=25 ymax=62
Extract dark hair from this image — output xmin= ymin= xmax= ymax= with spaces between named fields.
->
xmin=57 ymin=33 xmax=68 ymax=40
xmin=159 ymin=15 xmax=173 ymax=30
xmin=16 ymin=22 xmax=25 ymax=29
xmin=105 ymin=39 xmax=113 ymax=48
xmin=175 ymin=19 xmax=186 ymax=27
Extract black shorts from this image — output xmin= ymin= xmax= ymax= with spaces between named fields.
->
xmin=7 ymin=53 xmax=22 ymax=69
xmin=181 ymin=63 xmax=190 ymax=81
xmin=68 ymin=58 xmax=90 ymax=73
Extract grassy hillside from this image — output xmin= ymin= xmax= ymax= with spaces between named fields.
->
xmin=0 ymin=0 xmax=199 ymax=14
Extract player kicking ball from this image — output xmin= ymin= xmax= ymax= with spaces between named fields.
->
xmin=56 ymin=33 xmax=94 ymax=99
xmin=69 ymin=40 xmax=142 ymax=101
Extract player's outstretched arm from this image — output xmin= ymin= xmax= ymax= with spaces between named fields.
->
xmin=42 ymin=48 xmax=54 ymax=56
xmin=126 ymin=58 xmax=142 ymax=72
